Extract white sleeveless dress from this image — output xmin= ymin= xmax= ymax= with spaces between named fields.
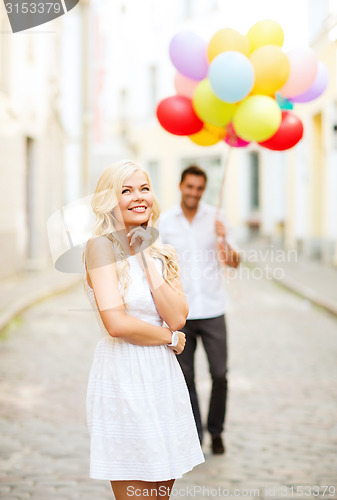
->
xmin=85 ymin=255 xmax=204 ymax=481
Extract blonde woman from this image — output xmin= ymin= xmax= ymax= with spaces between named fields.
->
xmin=84 ymin=161 xmax=204 ymax=499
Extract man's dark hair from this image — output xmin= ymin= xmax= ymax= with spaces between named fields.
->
xmin=180 ymin=165 xmax=207 ymax=184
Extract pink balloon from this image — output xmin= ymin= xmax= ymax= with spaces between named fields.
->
xmin=278 ymin=48 xmax=318 ymax=98
xmin=174 ymin=72 xmax=199 ymax=99
xmin=224 ymin=123 xmax=250 ymax=148
xmin=290 ymin=61 xmax=329 ymax=103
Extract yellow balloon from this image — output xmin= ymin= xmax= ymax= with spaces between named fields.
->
xmin=193 ymin=79 xmax=236 ymax=127
xmin=250 ymin=45 xmax=290 ymax=95
xmin=233 ymin=95 xmax=282 ymax=142
xmin=247 ymin=19 xmax=284 ymax=52
xmin=208 ymin=28 xmax=250 ymax=62
xmin=189 ymin=123 xmax=226 ymax=146
xmin=204 ymin=123 xmax=227 ymax=139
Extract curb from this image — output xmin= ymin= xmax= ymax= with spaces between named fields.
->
xmin=242 ymin=260 xmax=337 ymax=318
xmin=273 ymin=275 xmax=337 ymax=318
xmin=0 ymin=275 xmax=82 ymax=333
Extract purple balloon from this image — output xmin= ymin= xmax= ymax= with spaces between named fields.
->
xmin=169 ymin=31 xmax=208 ymax=81
xmin=290 ymin=62 xmax=329 ymax=103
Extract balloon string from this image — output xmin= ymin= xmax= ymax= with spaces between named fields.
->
xmin=226 ymin=127 xmax=236 ymax=146
xmin=216 ymin=146 xmax=232 ymax=219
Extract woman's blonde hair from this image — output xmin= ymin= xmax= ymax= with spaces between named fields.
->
xmin=90 ymin=160 xmax=179 ymax=301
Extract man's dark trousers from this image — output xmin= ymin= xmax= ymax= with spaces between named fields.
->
xmin=178 ymin=315 xmax=228 ymax=444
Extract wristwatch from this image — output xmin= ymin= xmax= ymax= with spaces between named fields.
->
xmin=168 ymin=330 xmax=179 ymax=347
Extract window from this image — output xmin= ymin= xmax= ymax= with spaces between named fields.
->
xmin=26 ymin=137 xmax=37 ymax=260
xmin=308 ymin=0 xmax=328 ymax=42
xmin=333 ymin=101 xmax=337 ymax=149
xmin=0 ymin=15 xmax=10 ymax=92
xmin=118 ymin=87 xmax=128 ymax=137
xmin=183 ymin=0 xmax=192 ymax=18
xmin=26 ymin=36 xmax=34 ymax=64
xmin=148 ymin=65 xmax=158 ymax=115
xmin=147 ymin=160 xmax=160 ymax=199
xmin=249 ymin=152 xmax=260 ymax=211
xmin=329 ymin=0 xmax=337 ymax=14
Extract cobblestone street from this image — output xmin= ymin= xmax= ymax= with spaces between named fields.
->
xmin=0 ymin=270 xmax=337 ymax=499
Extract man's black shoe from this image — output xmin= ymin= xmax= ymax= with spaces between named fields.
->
xmin=211 ymin=435 xmax=225 ymax=454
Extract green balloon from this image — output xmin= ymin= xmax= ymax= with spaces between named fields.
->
xmin=192 ymin=79 xmax=236 ymax=127
xmin=276 ymin=92 xmax=294 ymax=110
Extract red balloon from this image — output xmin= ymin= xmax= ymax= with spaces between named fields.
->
xmin=259 ymin=110 xmax=303 ymax=151
xmin=156 ymin=95 xmax=203 ymax=136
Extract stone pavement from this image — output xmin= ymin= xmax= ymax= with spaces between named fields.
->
xmin=0 ymin=255 xmax=337 ymax=499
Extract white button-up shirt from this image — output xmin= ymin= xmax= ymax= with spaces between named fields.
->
xmin=159 ymin=202 xmax=235 ymax=320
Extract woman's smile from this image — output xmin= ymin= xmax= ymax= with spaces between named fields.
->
xmin=128 ymin=205 xmax=147 ymax=213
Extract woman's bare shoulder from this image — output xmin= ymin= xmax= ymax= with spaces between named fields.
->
xmin=85 ymin=235 xmax=116 ymax=270
xmin=86 ymin=235 xmax=112 ymax=250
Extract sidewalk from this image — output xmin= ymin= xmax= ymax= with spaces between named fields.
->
xmin=0 ymin=239 xmax=337 ymax=333
xmin=238 ymin=237 xmax=337 ymax=317
xmin=0 ymin=268 xmax=82 ymax=332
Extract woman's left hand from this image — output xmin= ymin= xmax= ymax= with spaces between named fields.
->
xmin=128 ymin=225 xmax=155 ymax=254
xmin=168 ymin=331 xmax=186 ymax=355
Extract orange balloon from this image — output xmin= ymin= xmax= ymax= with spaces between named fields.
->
xmin=207 ymin=28 xmax=250 ymax=62
xmin=250 ymin=45 xmax=290 ymax=95
xmin=189 ymin=123 xmax=226 ymax=146
xmin=204 ymin=123 xmax=226 ymax=139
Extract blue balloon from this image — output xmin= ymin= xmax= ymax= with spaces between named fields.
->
xmin=209 ymin=51 xmax=255 ymax=103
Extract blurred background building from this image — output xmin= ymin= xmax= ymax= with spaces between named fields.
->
xmin=0 ymin=0 xmax=90 ymax=279
xmin=0 ymin=7 xmax=65 ymax=277
xmin=90 ymin=0 xmax=337 ymax=264
xmin=1 ymin=0 xmax=336 ymax=280
xmin=297 ymin=0 xmax=337 ymax=264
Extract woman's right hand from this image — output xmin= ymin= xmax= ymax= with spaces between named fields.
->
xmin=168 ymin=331 xmax=186 ymax=355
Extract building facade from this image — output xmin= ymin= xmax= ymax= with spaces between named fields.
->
xmin=0 ymin=10 xmax=65 ymax=278
xmin=286 ymin=0 xmax=337 ymax=264
xmin=0 ymin=1 xmax=92 ymax=279
xmin=90 ymin=0 xmax=337 ymax=264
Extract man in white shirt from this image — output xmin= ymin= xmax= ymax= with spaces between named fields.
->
xmin=159 ymin=165 xmax=240 ymax=454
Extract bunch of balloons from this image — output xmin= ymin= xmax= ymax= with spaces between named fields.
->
xmin=156 ymin=20 xmax=329 ymax=151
